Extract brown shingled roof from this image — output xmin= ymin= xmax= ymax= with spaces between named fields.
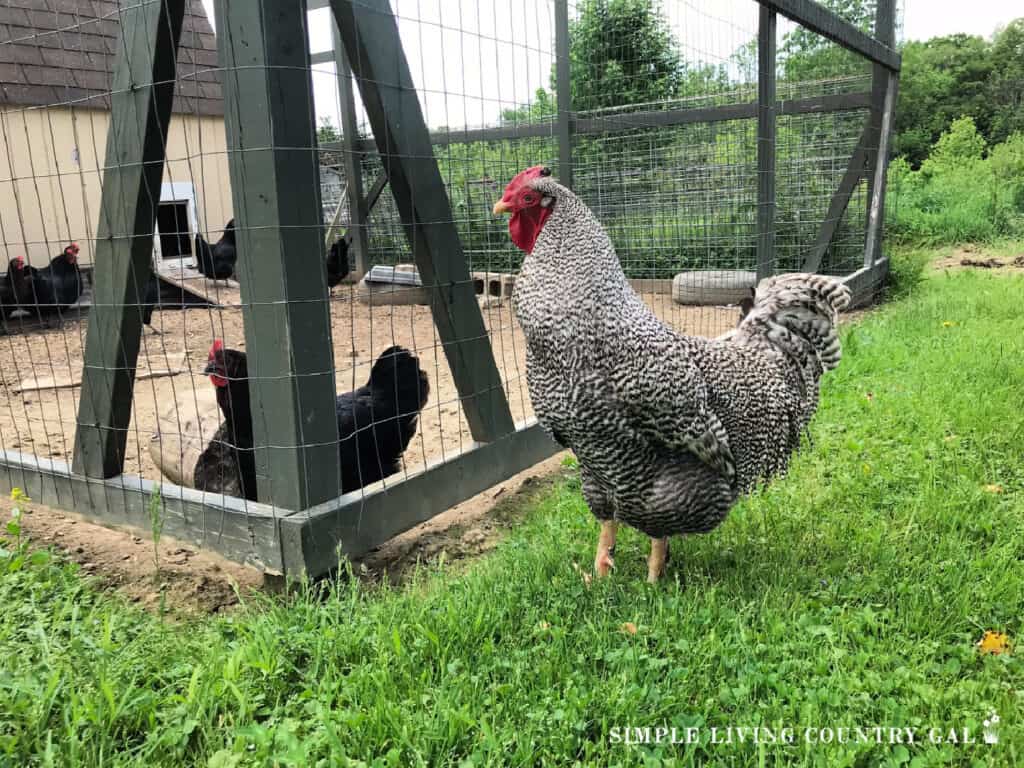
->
xmin=0 ymin=0 xmax=223 ymax=116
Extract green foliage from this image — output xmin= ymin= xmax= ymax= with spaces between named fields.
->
xmin=888 ymin=121 xmax=1024 ymax=244
xmin=989 ymin=132 xmax=1024 ymax=209
xmin=500 ymin=88 xmax=556 ymax=124
xmin=779 ymin=0 xmax=874 ymax=81
xmin=894 ymin=30 xmax=1011 ymax=168
xmin=3 ymin=271 xmax=1024 ymax=764
xmin=316 ymin=117 xmax=340 ymax=144
xmin=921 ymin=116 xmax=986 ymax=170
xmin=988 ymin=19 xmax=1024 ymax=144
xmin=148 ymin=486 xmax=164 ymax=579
xmin=567 ymin=0 xmax=684 ymax=111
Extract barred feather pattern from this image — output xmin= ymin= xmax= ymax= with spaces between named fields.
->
xmin=512 ymin=177 xmax=849 ymax=539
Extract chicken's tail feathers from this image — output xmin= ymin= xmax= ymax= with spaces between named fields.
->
xmin=735 ymin=272 xmax=850 ymax=373
xmin=369 ymin=346 xmax=431 ymax=412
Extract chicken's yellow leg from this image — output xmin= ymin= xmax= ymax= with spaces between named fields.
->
xmin=594 ymin=520 xmax=618 ymax=577
xmin=647 ymin=537 xmax=669 ymax=583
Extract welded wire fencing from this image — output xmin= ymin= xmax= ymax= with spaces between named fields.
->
xmin=0 ymin=0 xmax=898 ymax=575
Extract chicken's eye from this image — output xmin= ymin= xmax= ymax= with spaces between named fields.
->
xmin=523 ymin=194 xmax=536 ymax=205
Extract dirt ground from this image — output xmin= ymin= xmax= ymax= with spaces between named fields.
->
xmin=931 ymin=244 xmax=1024 ymax=273
xmin=0 ymin=282 xmax=740 ymax=483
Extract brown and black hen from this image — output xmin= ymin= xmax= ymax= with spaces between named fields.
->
xmin=194 ymin=341 xmax=430 ymax=501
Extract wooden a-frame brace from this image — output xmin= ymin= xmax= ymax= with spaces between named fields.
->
xmin=74 ymin=0 xmax=185 ymax=479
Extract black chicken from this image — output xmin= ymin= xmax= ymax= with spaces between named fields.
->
xmin=326 ymin=237 xmax=351 ymax=290
xmin=140 ymin=273 xmax=163 ymax=334
xmin=1 ymin=256 xmax=28 ymax=318
xmin=25 ymin=244 xmax=83 ymax=320
xmin=194 ymin=219 xmax=237 ymax=282
xmin=6 ymin=256 xmax=34 ymax=306
xmin=2 ymin=256 xmax=35 ymax=331
xmin=193 ymin=340 xmax=257 ymax=500
xmin=194 ymin=341 xmax=430 ymax=501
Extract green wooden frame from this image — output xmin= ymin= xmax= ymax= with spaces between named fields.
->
xmin=214 ymin=0 xmax=342 ymax=512
xmin=73 ymin=0 xmax=186 ymax=479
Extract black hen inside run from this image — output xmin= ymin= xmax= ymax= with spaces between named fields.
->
xmin=194 ymin=341 xmax=430 ymax=501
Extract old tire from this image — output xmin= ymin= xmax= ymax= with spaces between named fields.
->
xmin=672 ymin=270 xmax=757 ymax=306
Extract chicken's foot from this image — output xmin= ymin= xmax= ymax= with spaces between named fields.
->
xmin=647 ymin=537 xmax=669 ymax=583
xmin=594 ymin=520 xmax=617 ymax=577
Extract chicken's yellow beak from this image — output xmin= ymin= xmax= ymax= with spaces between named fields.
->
xmin=493 ymin=200 xmax=513 ymax=216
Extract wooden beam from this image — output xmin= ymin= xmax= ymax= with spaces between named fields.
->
xmin=363 ymin=171 xmax=388 ymax=213
xmin=332 ymin=19 xmax=370 ymax=280
xmin=573 ymin=92 xmax=870 ymax=135
xmin=756 ymin=7 xmax=777 ymax=283
xmin=863 ymin=0 xmax=896 ymax=250
xmin=73 ymin=0 xmax=185 ymax=479
xmin=554 ymin=0 xmax=573 ymax=187
xmin=760 ymin=0 xmax=900 ymax=71
xmin=863 ymin=72 xmax=897 ymax=268
xmin=841 ymin=257 xmax=889 ymax=308
xmin=330 ymin=0 xmax=516 ymax=443
xmin=0 ymin=450 xmax=284 ymax=573
xmin=216 ymin=0 xmax=342 ymax=510
xmin=279 ymin=422 xmax=559 ymax=577
xmin=327 ymin=92 xmax=871 ymax=154
xmin=341 ymin=172 xmax=388 ymax=250
xmin=801 ymin=122 xmax=871 ymax=273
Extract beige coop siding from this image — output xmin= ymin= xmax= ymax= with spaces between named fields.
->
xmin=0 ymin=106 xmax=232 ymax=267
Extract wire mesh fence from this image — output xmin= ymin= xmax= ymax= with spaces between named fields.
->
xmin=0 ymin=0 xmax=897 ymax=574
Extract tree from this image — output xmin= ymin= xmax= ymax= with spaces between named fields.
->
xmin=779 ymin=0 xmax=874 ymax=82
xmin=500 ymin=88 xmax=556 ymax=124
xmin=987 ymin=19 xmax=1024 ymax=144
xmin=894 ymin=35 xmax=995 ymax=167
xmin=317 ymin=117 xmax=341 ymax=144
xmin=567 ymin=0 xmax=684 ymax=112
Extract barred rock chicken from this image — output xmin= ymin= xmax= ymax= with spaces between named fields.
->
xmin=494 ymin=166 xmax=850 ymax=582
xmin=195 ymin=340 xmax=431 ymax=501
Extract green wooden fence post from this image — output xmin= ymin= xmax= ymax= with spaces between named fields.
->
xmin=215 ymin=0 xmax=341 ymax=510
xmin=74 ymin=0 xmax=186 ymax=479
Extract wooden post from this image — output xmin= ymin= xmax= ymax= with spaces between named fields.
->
xmin=863 ymin=72 xmax=896 ymax=268
xmin=554 ymin=0 xmax=573 ymax=188
xmin=215 ymin=0 xmax=342 ymax=510
xmin=756 ymin=6 xmax=777 ymax=282
xmin=332 ymin=20 xmax=370 ymax=280
xmin=863 ymin=0 xmax=896 ymax=263
xmin=73 ymin=0 xmax=185 ymax=479
xmin=329 ymin=0 xmax=516 ymax=443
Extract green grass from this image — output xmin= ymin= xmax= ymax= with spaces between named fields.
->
xmin=3 ymin=265 xmax=1024 ymax=767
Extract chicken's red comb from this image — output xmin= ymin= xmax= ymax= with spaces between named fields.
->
xmin=503 ymin=165 xmax=547 ymax=192
xmin=208 ymin=339 xmax=224 ymax=360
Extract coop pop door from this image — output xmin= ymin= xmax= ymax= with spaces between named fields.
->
xmin=153 ymin=182 xmax=199 ymax=274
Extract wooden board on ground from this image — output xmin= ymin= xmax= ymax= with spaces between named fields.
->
xmin=156 ymin=264 xmax=241 ymax=307
xmin=15 ymin=353 xmax=188 ymax=393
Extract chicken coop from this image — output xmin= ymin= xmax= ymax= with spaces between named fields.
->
xmin=0 ymin=0 xmax=898 ymax=577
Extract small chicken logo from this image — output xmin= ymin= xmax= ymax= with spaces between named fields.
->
xmin=982 ymin=712 xmax=1000 ymax=745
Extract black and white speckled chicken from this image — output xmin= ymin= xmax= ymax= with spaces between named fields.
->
xmin=494 ymin=166 xmax=850 ymax=582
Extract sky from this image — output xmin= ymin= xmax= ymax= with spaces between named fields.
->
xmin=200 ymin=0 xmax=1022 ymax=131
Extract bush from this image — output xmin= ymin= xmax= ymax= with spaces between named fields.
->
xmin=887 ymin=120 xmax=1024 ymax=245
